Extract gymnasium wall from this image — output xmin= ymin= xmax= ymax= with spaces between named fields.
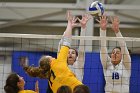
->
xmin=12 ymin=51 xmax=140 ymax=93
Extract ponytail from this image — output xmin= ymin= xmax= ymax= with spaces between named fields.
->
xmin=23 ymin=66 xmax=51 ymax=79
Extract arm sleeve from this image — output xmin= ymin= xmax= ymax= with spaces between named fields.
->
xmin=57 ymin=36 xmax=71 ymax=63
xmin=58 ymin=36 xmax=71 ymax=52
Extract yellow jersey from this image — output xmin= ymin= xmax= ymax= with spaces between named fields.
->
xmin=18 ymin=90 xmax=36 ymax=93
xmin=49 ymin=46 xmax=82 ymax=93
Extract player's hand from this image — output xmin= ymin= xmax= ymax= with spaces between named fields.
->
xmin=67 ymin=11 xmax=78 ymax=28
xmin=96 ymin=15 xmax=108 ymax=30
xmin=110 ymin=16 xmax=120 ymax=33
xmin=77 ymin=13 xmax=91 ymax=29
xmin=35 ymin=80 xmax=39 ymax=93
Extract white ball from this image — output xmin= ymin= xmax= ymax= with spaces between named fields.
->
xmin=88 ymin=1 xmax=104 ymax=16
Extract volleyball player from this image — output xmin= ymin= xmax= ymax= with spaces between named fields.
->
xmin=96 ymin=15 xmax=131 ymax=93
xmin=4 ymin=73 xmax=39 ymax=93
xmin=22 ymin=11 xmax=83 ymax=93
xmin=57 ymin=85 xmax=72 ymax=93
xmin=59 ymin=13 xmax=91 ymax=82
xmin=73 ymin=85 xmax=90 ymax=93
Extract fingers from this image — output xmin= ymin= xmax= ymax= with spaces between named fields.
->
xmin=67 ymin=12 xmax=92 ymax=24
xmin=35 ymin=80 xmax=39 ymax=92
xmin=84 ymin=14 xmax=92 ymax=21
xmin=86 ymin=14 xmax=92 ymax=21
xmin=36 ymin=81 xmax=39 ymax=88
xmin=99 ymin=16 xmax=101 ymax=21
xmin=67 ymin=11 xmax=78 ymax=23
xmin=101 ymin=15 xmax=105 ymax=19
xmin=36 ymin=80 xmax=38 ymax=86
xmin=77 ymin=17 xmax=82 ymax=23
xmin=96 ymin=19 xmax=100 ymax=23
xmin=110 ymin=16 xmax=113 ymax=23
xmin=67 ymin=10 xmax=73 ymax=21
xmin=114 ymin=16 xmax=120 ymax=23
xmin=96 ymin=15 xmax=108 ymax=23
xmin=67 ymin=12 xmax=93 ymax=27
xmin=72 ymin=16 xmax=77 ymax=23
xmin=78 ymin=13 xmax=91 ymax=24
xmin=110 ymin=16 xmax=120 ymax=23
xmin=66 ymin=11 xmax=70 ymax=19
xmin=101 ymin=14 xmax=107 ymax=20
xmin=72 ymin=17 xmax=79 ymax=27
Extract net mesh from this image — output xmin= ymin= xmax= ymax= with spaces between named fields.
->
xmin=0 ymin=33 xmax=140 ymax=93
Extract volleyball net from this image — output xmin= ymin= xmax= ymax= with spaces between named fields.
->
xmin=0 ymin=33 xmax=140 ymax=93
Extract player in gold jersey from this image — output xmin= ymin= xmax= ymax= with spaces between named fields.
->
xmin=22 ymin=11 xmax=85 ymax=93
xmin=4 ymin=73 xmax=39 ymax=93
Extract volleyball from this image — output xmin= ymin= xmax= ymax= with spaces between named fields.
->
xmin=88 ymin=1 xmax=104 ymax=16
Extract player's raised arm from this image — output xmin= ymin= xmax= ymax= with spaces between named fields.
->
xmin=96 ymin=15 xmax=111 ymax=69
xmin=58 ymin=11 xmax=78 ymax=52
xmin=57 ymin=11 xmax=78 ymax=61
xmin=76 ymin=14 xmax=91 ymax=68
xmin=110 ymin=16 xmax=131 ymax=71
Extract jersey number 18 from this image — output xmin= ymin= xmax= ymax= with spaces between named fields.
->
xmin=112 ymin=72 xmax=119 ymax=79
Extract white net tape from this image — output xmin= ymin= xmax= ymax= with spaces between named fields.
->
xmin=0 ymin=33 xmax=139 ymax=41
